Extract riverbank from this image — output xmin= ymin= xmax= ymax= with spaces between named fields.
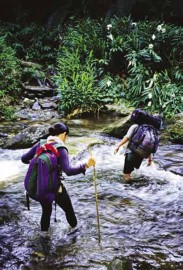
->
xmin=0 ymin=106 xmax=183 ymax=149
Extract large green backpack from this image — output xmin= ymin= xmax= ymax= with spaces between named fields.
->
xmin=24 ymin=139 xmax=66 ymax=204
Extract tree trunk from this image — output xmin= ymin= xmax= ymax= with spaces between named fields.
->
xmin=106 ymin=0 xmax=137 ymax=18
xmin=47 ymin=0 xmax=72 ymax=29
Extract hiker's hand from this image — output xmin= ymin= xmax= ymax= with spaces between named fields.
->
xmin=147 ymin=159 xmax=152 ymax=166
xmin=86 ymin=156 xmax=96 ymax=168
xmin=114 ymin=147 xmax=119 ymax=154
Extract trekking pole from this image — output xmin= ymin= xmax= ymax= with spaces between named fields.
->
xmin=89 ymin=148 xmax=101 ymax=243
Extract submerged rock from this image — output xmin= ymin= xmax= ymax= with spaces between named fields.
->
xmin=107 ymin=258 xmax=133 ymax=270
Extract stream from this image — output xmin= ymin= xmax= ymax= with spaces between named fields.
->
xmin=0 ymin=117 xmax=183 ymax=270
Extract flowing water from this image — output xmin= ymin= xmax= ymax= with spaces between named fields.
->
xmin=0 ymin=118 xmax=183 ymax=270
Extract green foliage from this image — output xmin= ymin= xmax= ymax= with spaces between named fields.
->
xmin=0 ymin=17 xmax=182 ymax=119
xmin=0 ymin=37 xmax=21 ymax=96
xmin=54 ymin=17 xmax=182 ymax=117
xmin=0 ymin=103 xmax=16 ymax=120
xmin=55 ymin=48 xmax=96 ymax=113
xmin=0 ymin=21 xmax=60 ymax=119
xmin=55 ymin=46 xmax=122 ymax=114
xmin=126 ymin=69 xmax=183 ymax=116
xmin=122 ymin=20 xmax=183 ymax=116
xmin=168 ymin=123 xmax=183 ymax=144
xmin=0 ymin=36 xmax=21 ymax=119
xmin=54 ymin=18 xmax=123 ymax=115
xmin=22 ymin=66 xmax=46 ymax=85
xmin=0 ymin=21 xmax=61 ymax=65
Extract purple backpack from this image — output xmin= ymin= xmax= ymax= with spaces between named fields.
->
xmin=128 ymin=124 xmax=159 ymax=158
xmin=131 ymin=109 xmax=162 ymax=130
xmin=24 ymin=140 xmax=65 ymax=204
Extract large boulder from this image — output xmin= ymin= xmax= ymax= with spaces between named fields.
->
xmin=14 ymin=108 xmax=61 ymax=121
xmin=102 ymin=104 xmax=132 ymax=117
xmin=102 ymin=115 xmax=131 ymax=138
xmin=167 ymin=114 xmax=183 ymax=144
xmin=159 ymin=113 xmax=183 ymax=145
xmin=3 ymin=123 xmax=51 ymax=149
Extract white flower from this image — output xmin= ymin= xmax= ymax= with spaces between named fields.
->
xmin=149 ymin=44 xmax=154 ymax=49
xmin=162 ymin=28 xmax=166 ymax=33
xmin=157 ymin=25 xmax=162 ymax=32
xmin=152 ymin=34 xmax=156 ymax=40
xmin=106 ymin=80 xmax=112 ymax=87
xmin=128 ymin=61 xmax=132 ymax=67
xmin=148 ymin=101 xmax=152 ymax=107
xmin=162 ymin=103 xmax=166 ymax=108
xmin=148 ymin=93 xmax=152 ymax=99
xmin=107 ymin=34 xmax=113 ymax=41
xmin=131 ymin=22 xmax=137 ymax=27
xmin=107 ymin=24 xmax=112 ymax=30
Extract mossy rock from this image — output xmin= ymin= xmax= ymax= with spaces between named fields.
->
xmin=101 ymin=115 xmax=131 ymax=138
xmin=67 ymin=137 xmax=103 ymax=155
xmin=168 ymin=122 xmax=183 ymax=144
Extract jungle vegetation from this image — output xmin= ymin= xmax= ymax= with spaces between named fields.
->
xmin=0 ymin=0 xmax=182 ymax=119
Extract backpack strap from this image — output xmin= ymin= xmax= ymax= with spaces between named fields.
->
xmin=36 ymin=143 xmax=61 ymax=158
xmin=53 ymin=142 xmax=68 ymax=152
xmin=54 ymin=201 xmax=57 ymax=222
xmin=40 ymin=139 xmax=47 ymax=145
xmin=35 ymin=141 xmax=67 ymax=159
xmin=26 ymin=192 xmax=30 ymax=210
xmin=129 ymin=124 xmax=140 ymax=142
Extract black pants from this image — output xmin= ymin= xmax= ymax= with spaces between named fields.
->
xmin=123 ymin=152 xmax=143 ymax=174
xmin=40 ymin=185 xmax=77 ymax=231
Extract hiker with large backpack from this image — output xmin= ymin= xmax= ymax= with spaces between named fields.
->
xmin=114 ymin=109 xmax=162 ymax=181
xmin=21 ymin=122 xmax=96 ymax=232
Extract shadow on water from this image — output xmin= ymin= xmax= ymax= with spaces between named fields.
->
xmin=0 ymin=118 xmax=183 ymax=270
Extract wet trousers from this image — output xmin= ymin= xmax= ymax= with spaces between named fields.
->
xmin=40 ymin=185 xmax=77 ymax=231
xmin=123 ymin=152 xmax=143 ymax=174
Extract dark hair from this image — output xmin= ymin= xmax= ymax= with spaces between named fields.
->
xmin=48 ymin=122 xmax=69 ymax=136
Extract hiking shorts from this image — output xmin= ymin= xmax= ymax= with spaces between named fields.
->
xmin=123 ymin=152 xmax=143 ymax=174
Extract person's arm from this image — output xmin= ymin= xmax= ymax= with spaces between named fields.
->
xmin=147 ymin=154 xmax=153 ymax=166
xmin=59 ymin=148 xmax=95 ymax=176
xmin=21 ymin=142 xmax=39 ymax=164
xmin=114 ymin=137 xmax=129 ymax=154
xmin=114 ymin=124 xmax=138 ymax=154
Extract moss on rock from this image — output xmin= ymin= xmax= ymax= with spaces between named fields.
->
xmin=168 ymin=122 xmax=183 ymax=144
xmin=102 ymin=115 xmax=131 ymax=138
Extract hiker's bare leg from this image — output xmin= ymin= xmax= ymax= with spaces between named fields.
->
xmin=123 ymin=153 xmax=142 ymax=181
xmin=123 ymin=173 xmax=131 ymax=181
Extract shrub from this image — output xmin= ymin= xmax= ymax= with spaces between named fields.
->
xmin=0 ymin=21 xmax=61 ymax=65
xmin=0 ymin=36 xmax=21 ymax=119
xmin=54 ymin=18 xmax=123 ymax=115
xmin=0 ymin=17 xmax=182 ymax=119
xmin=112 ymin=19 xmax=183 ymax=116
xmin=55 ymin=47 xmax=122 ymax=115
xmin=0 ymin=37 xmax=21 ymax=95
